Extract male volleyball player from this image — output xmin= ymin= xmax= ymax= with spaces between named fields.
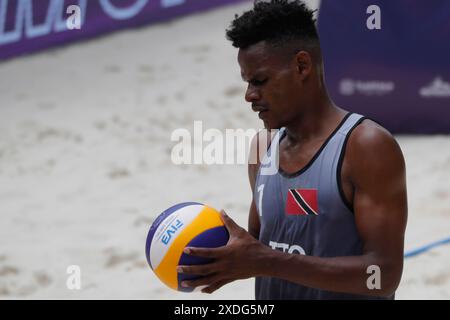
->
xmin=177 ymin=0 xmax=407 ymax=299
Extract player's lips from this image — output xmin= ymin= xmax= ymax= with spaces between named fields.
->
xmin=252 ymin=105 xmax=268 ymax=113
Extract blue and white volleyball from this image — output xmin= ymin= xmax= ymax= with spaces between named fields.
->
xmin=145 ymin=202 xmax=229 ymax=292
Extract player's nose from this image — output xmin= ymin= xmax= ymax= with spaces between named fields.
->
xmin=245 ymin=84 xmax=261 ymax=103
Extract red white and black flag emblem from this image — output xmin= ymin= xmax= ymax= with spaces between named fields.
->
xmin=285 ymin=189 xmax=319 ymax=216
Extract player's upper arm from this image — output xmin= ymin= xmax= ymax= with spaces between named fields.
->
xmin=248 ymin=129 xmax=274 ymax=191
xmin=346 ymin=121 xmax=407 ymax=295
xmin=248 ymin=129 xmax=273 ymax=239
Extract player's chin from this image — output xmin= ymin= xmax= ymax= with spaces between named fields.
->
xmin=262 ymin=118 xmax=282 ymax=131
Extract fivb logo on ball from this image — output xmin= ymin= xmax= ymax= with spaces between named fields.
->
xmin=160 ymin=218 xmax=183 ymax=245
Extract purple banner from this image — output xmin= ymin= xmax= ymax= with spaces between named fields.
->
xmin=318 ymin=0 xmax=450 ymax=134
xmin=0 ymin=0 xmax=248 ymax=61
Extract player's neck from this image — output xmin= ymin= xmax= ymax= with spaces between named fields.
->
xmin=284 ymin=96 xmax=345 ymax=144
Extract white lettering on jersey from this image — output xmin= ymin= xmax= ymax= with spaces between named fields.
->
xmin=269 ymin=241 xmax=306 ymax=255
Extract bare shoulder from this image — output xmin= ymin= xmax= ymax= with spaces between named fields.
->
xmin=345 ymin=119 xmax=406 ymax=181
xmin=348 ymin=119 xmax=404 ymax=158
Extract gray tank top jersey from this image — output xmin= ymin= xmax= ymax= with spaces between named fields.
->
xmin=254 ymin=113 xmax=393 ymax=300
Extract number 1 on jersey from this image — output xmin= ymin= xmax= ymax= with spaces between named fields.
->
xmin=257 ymin=184 xmax=265 ymax=217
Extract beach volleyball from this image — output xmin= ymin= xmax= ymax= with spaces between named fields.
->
xmin=145 ymin=202 xmax=229 ymax=292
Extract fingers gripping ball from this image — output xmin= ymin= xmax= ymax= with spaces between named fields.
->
xmin=145 ymin=202 xmax=229 ymax=292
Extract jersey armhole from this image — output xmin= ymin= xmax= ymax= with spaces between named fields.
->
xmin=336 ymin=117 xmax=368 ymax=213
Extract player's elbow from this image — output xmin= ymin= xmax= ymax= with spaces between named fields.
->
xmin=378 ymin=278 xmax=400 ymax=298
xmin=383 ymin=269 xmax=402 ymax=297
xmin=370 ymin=258 xmax=403 ymax=297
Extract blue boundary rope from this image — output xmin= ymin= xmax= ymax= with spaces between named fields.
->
xmin=404 ymin=236 xmax=450 ymax=258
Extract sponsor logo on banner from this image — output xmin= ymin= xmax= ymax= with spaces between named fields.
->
xmin=0 ymin=0 xmax=189 ymax=46
xmin=339 ymin=78 xmax=395 ymax=96
xmin=419 ymin=77 xmax=450 ymax=98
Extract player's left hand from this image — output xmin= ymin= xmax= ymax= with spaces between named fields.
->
xmin=176 ymin=210 xmax=270 ymax=294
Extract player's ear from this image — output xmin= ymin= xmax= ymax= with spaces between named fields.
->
xmin=295 ymin=51 xmax=312 ymax=80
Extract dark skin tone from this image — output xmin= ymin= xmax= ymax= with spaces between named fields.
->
xmin=177 ymin=41 xmax=408 ymax=297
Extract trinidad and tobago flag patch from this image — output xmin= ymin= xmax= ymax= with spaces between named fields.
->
xmin=285 ymin=189 xmax=319 ymax=216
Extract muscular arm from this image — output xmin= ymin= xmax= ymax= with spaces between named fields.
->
xmin=261 ymin=122 xmax=407 ymax=297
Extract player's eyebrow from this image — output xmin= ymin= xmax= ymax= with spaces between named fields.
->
xmin=241 ymin=71 xmax=266 ymax=82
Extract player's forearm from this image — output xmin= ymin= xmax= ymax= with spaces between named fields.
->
xmin=258 ymin=249 xmax=400 ymax=297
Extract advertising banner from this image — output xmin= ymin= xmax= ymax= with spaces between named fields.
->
xmin=0 ymin=0 xmax=248 ymax=61
xmin=318 ymin=0 xmax=450 ymax=133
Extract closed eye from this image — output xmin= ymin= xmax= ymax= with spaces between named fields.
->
xmin=249 ymin=79 xmax=267 ymax=86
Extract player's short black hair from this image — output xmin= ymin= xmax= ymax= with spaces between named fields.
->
xmin=226 ymin=0 xmax=319 ymax=50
